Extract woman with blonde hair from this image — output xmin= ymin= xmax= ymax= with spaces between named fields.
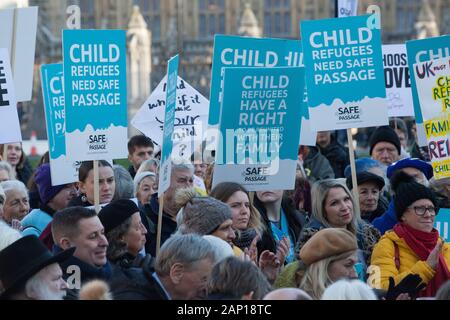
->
xmin=295 ymin=179 xmax=380 ymax=270
xmin=275 ymin=228 xmax=359 ymax=299
xmin=210 ymin=182 xmax=264 ymax=250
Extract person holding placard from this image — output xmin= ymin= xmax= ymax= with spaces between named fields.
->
xmin=142 ymin=162 xmax=194 ymax=256
xmin=67 ymin=160 xmax=115 ymax=207
xmin=370 ymin=171 xmax=450 ymax=298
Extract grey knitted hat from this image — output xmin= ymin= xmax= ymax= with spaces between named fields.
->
xmin=180 ymin=194 xmax=232 ymax=235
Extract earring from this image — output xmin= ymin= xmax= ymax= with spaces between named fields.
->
xmin=81 ymin=194 xmax=87 ymax=203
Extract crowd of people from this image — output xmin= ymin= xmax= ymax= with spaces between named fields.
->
xmin=1 ymin=121 xmax=450 ymax=301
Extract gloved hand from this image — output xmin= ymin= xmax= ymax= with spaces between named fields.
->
xmin=385 ymin=274 xmax=426 ymax=300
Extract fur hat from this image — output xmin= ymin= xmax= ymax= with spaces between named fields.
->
xmin=299 ymin=228 xmax=357 ymax=265
xmin=369 ymin=126 xmax=401 ymax=156
xmin=391 ymin=171 xmax=438 ymax=220
xmin=177 ymin=188 xmax=232 ymax=235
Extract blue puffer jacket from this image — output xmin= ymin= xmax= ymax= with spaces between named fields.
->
xmin=21 ymin=207 xmax=53 ymax=237
xmin=372 ymin=200 xmax=398 ymax=235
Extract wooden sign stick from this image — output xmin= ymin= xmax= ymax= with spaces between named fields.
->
xmin=346 ymin=129 xmax=361 ymax=219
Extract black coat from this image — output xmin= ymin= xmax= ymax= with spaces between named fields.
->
xmin=317 ymin=136 xmax=350 ymax=178
xmin=142 ymin=193 xmax=178 ymax=257
xmin=254 ymin=196 xmax=305 ymax=259
xmin=109 ymin=254 xmax=167 ymax=300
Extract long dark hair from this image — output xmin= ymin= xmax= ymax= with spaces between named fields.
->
xmin=78 ymin=160 xmax=113 ymax=182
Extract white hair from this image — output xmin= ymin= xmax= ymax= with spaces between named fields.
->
xmin=202 ymin=235 xmax=234 ymax=263
xmin=321 ymin=279 xmax=377 ymax=300
xmin=0 ymin=220 xmax=21 ymax=251
xmin=0 ymin=180 xmax=28 ymax=196
xmin=25 ymin=263 xmax=66 ymax=300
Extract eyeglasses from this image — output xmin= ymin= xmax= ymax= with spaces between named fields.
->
xmin=407 ymin=206 xmax=436 ymax=216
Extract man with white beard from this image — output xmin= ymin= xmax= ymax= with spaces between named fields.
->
xmin=0 ymin=235 xmax=74 ymax=300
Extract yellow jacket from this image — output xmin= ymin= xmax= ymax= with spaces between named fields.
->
xmin=369 ymin=230 xmax=450 ymax=291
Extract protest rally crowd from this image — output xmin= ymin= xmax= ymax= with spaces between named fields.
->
xmin=1 ymin=126 xmax=450 ymax=301
xmin=1 ymin=0 xmax=450 ymax=304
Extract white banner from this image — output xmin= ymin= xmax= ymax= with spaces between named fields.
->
xmin=132 ymin=75 xmax=209 ymax=160
xmin=0 ymin=7 xmax=38 ymax=102
xmin=0 ymin=48 xmax=22 ymax=144
xmin=382 ymin=44 xmax=414 ymax=117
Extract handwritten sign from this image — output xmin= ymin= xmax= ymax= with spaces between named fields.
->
xmin=382 ymin=44 xmax=414 ymax=117
xmin=406 ymin=35 xmax=450 ymax=146
xmin=414 ymin=56 xmax=450 ymax=179
xmin=131 ymin=75 xmax=208 ymax=159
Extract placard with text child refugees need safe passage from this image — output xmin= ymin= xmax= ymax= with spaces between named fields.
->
xmin=413 ymin=56 xmax=450 ymax=180
xmin=212 ymin=67 xmax=304 ymax=191
xmin=301 ymin=15 xmax=388 ymax=131
xmin=41 ymin=63 xmax=78 ymax=185
xmin=63 ymin=29 xmax=127 ymax=161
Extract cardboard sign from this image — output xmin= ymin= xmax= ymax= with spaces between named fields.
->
xmin=131 ymin=75 xmax=209 ymax=159
xmin=209 ymin=35 xmax=316 ymax=146
xmin=413 ymin=56 xmax=450 ymax=179
xmin=337 ymin=0 xmax=358 ymax=17
xmin=158 ymin=55 xmax=179 ymax=196
xmin=0 ymin=7 xmax=38 ymax=102
xmin=0 ymin=48 xmax=22 ymax=144
xmin=301 ymin=15 xmax=388 ymax=130
xmin=40 ymin=63 xmax=78 ymax=185
xmin=436 ymin=208 xmax=450 ymax=242
xmin=213 ymin=66 xmax=304 ymax=191
xmin=62 ymin=29 xmax=128 ymax=161
xmin=382 ymin=44 xmax=414 ymax=117
xmin=406 ymin=35 xmax=450 ymax=146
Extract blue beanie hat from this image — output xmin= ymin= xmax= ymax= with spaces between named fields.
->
xmin=34 ymin=164 xmax=66 ymax=204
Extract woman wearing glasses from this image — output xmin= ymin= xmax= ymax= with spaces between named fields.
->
xmin=370 ymin=171 xmax=450 ymax=298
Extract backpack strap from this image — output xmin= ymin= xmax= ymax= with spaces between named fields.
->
xmin=394 ymin=242 xmax=400 ymax=271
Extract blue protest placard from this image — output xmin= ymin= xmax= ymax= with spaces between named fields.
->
xmin=158 ymin=55 xmax=179 ymax=196
xmin=436 ymin=208 xmax=450 ymax=242
xmin=301 ymin=15 xmax=388 ymax=130
xmin=209 ymin=35 xmax=316 ymax=146
xmin=40 ymin=63 xmax=78 ymax=185
xmin=212 ymin=66 xmax=304 ymax=191
xmin=62 ymin=29 xmax=127 ymax=161
xmin=406 ymin=35 xmax=450 ymax=146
